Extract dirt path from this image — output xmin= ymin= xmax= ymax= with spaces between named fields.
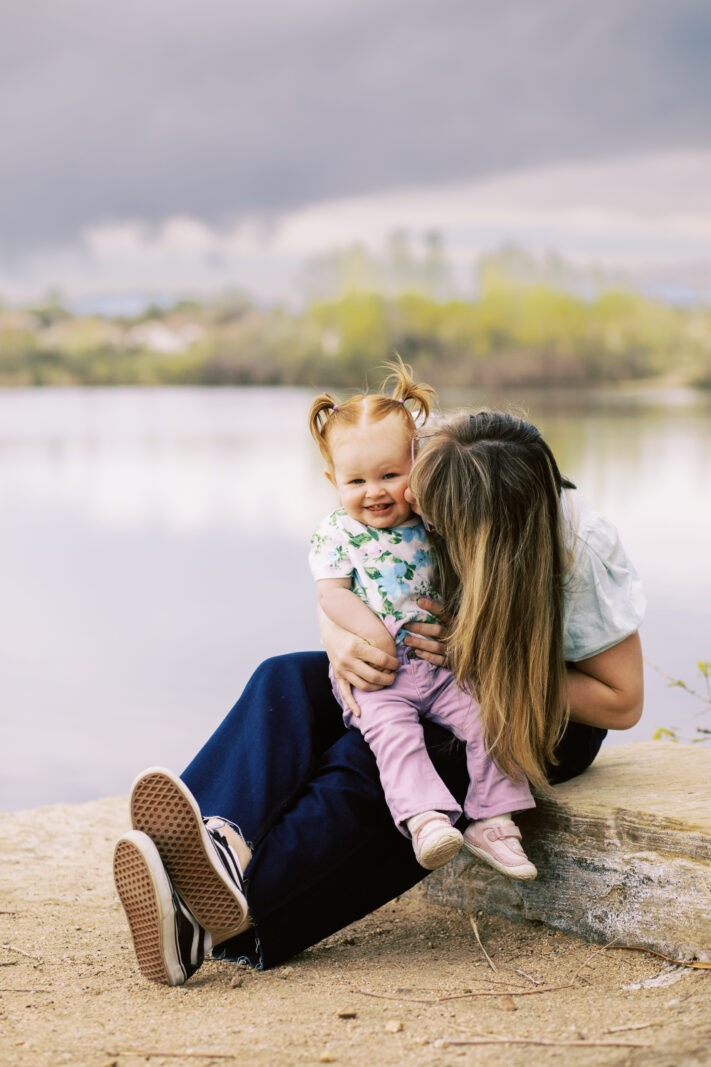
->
xmin=1 ymin=796 xmax=709 ymax=1066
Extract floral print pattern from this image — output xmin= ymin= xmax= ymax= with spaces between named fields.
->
xmin=309 ymin=509 xmax=440 ymax=641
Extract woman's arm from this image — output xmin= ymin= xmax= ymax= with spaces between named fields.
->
xmin=566 ymin=631 xmax=644 ymax=730
xmin=319 ymin=594 xmax=448 ymax=715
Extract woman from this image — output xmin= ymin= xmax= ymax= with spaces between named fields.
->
xmin=114 ymin=410 xmax=645 ymax=985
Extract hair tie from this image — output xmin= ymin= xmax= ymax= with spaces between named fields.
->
xmin=332 ymin=404 xmax=339 ymax=412
xmin=398 ymin=398 xmax=405 ymax=405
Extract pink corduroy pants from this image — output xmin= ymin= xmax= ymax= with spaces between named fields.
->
xmin=332 ymin=648 xmax=535 ymax=835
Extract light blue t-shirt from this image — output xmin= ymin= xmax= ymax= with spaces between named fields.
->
xmin=561 ymin=491 xmax=646 ymax=661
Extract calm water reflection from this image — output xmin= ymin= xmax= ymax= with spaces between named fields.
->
xmin=1 ymin=386 xmax=709 ymax=810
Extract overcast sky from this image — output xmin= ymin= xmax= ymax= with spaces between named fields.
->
xmin=1 ymin=0 xmax=710 ymax=304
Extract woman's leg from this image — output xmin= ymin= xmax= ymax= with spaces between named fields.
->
xmin=181 ymin=651 xmax=470 ymax=968
xmin=181 ymin=651 xmax=347 ymax=846
xmin=549 ymin=722 xmax=607 ymax=783
xmin=183 ymin=653 xmax=606 ymax=969
xmin=216 ymin=723 xmax=471 ymax=968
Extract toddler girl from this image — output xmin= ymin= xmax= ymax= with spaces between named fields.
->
xmin=308 ymin=362 xmax=537 ymax=876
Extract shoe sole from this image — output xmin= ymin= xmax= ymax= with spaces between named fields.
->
xmin=418 ymin=828 xmax=464 ymax=870
xmin=462 ymin=840 xmax=538 ymax=881
xmin=113 ymin=831 xmax=186 ymax=985
xmin=130 ymin=767 xmax=247 ymax=943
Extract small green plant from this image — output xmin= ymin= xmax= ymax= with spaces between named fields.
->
xmin=651 ymin=659 xmax=711 ymax=744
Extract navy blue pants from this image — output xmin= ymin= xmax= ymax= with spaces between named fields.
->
xmin=182 ymin=651 xmax=605 ymax=968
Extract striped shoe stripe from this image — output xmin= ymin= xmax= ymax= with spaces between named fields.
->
xmin=208 ymin=828 xmax=246 ymax=894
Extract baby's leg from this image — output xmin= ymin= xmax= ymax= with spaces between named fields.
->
xmin=338 ymin=674 xmax=464 ymax=869
xmin=423 ymin=671 xmax=534 ymax=820
xmin=423 ymin=669 xmax=537 ymax=879
xmin=346 ymin=682 xmax=462 ymax=830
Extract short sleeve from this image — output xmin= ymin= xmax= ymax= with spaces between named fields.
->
xmin=308 ymin=511 xmax=354 ymax=582
xmin=562 ymin=494 xmax=646 ymax=662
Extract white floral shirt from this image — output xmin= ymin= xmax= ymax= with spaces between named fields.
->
xmin=309 ymin=509 xmax=438 ymax=642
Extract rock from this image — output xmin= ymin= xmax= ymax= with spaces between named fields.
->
xmin=418 ymin=742 xmax=711 ymax=961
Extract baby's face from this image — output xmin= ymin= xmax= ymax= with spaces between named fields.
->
xmin=326 ymin=414 xmax=413 ymax=529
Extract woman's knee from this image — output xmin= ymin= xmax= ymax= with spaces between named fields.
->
xmin=256 ymin=650 xmax=329 ymax=680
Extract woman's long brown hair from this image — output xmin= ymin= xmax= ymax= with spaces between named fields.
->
xmin=409 ymin=411 xmax=573 ymax=793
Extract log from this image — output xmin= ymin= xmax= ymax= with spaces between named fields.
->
xmin=418 ymin=742 xmax=711 ymax=961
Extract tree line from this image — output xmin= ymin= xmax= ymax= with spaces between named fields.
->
xmin=1 ymin=270 xmax=709 ymax=389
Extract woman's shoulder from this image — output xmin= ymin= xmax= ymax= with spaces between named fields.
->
xmin=561 ymin=490 xmax=646 ymax=661
xmin=562 ymin=490 xmax=628 ymax=565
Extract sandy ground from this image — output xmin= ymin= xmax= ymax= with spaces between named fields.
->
xmin=1 ymin=796 xmax=709 ymax=1067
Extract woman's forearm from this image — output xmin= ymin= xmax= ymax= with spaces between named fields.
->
xmin=566 ymin=631 xmax=644 ymax=730
xmin=318 ymin=607 xmax=398 ymax=695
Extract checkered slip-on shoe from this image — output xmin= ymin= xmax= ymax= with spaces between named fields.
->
xmin=114 ymin=830 xmax=205 ymax=985
xmin=130 ymin=767 xmax=249 ymax=946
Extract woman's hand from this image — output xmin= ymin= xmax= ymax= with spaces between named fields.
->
xmin=403 ymin=598 xmax=449 ymax=666
xmin=319 ymin=609 xmax=398 ymax=717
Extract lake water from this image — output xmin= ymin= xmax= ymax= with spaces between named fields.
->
xmin=1 ymin=385 xmax=709 ymax=811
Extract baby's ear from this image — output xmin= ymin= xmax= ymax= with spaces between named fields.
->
xmin=324 ymin=469 xmax=336 ymax=487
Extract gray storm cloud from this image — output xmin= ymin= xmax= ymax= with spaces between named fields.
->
xmin=0 ymin=0 xmax=709 ymax=254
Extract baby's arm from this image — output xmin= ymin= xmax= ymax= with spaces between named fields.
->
xmin=317 ymin=578 xmax=398 ymax=717
xmin=317 ymin=578 xmax=393 ymax=651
